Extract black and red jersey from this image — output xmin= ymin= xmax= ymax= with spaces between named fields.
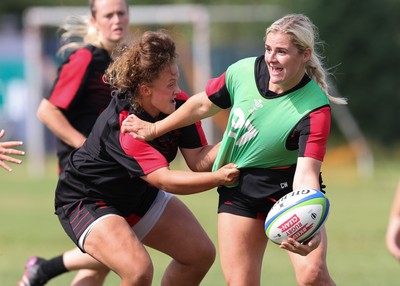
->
xmin=55 ymin=91 xmax=207 ymax=215
xmin=47 ymin=45 xmax=112 ymax=171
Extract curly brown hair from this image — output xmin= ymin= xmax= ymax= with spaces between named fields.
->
xmin=104 ymin=30 xmax=177 ymax=111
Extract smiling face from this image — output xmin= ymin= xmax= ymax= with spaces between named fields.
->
xmin=91 ymin=0 xmax=129 ymax=50
xmin=264 ymin=31 xmax=311 ymax=94
xmin=140 ymin=63 xmax=181 ymax=118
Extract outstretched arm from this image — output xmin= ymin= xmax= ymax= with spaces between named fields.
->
xmin=142 ymin=162 xmax=239 ymax=195
xmin=122 ymin=91 xmax=221 ymax=141
xmin=180 ymin=143 xmax=220 ymax=172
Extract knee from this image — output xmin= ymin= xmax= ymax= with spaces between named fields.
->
xmin=123 ymin=261 xmax=154 ymax=286
xmin=196 ymin=239 xmax=216 ymax=269
xmin=182 ymin=237 xmax=215 ymax=274
xmin=296 ymin=264 xmax=334 ymax=286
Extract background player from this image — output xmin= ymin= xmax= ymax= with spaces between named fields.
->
xmin=19 ymin=0 xmax=130 ymax=285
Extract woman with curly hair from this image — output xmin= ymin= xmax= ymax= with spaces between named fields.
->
xmin=53 ymin=30 xmax=238 ymax=286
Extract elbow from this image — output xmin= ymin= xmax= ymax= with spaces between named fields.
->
xmin=36 ymin=108 xmax=45 ymax=123
xmin=36 ymin=104 xmax=44 ymax=121
xmin=149 ymin=173 xmax=178 ymax=194
xmin=36 ymin=100 xmax=49 ymax=122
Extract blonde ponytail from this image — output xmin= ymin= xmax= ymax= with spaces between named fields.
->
xmin=57 ymin=15 xmax=101 ymax=57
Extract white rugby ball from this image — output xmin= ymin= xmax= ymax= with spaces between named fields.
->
xmin=264 ymin=189 xmax=330 ymax=244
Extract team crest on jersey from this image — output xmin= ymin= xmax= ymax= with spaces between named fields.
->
xmin=248 ymin=99 xmax=263 ymax=115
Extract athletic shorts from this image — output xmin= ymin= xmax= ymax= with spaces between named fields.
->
xmin=56 ymin=190 xmax=173 ymax=252
xmin=217 ymin=185 xmax=291 ymax=220
xmin=217 ymin=167 xmax=325 ymax=220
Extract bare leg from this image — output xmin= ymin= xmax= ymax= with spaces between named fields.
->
xmin=84 ymin=215 xmax=153 ymax=286
xmin=217 ymin=213 xmax=267 ymax=286
xmin=287 ymin=226 xmax=336 ymax=286
xmin=71 ymin=268 xmax=109 ymax=286
xmin=143 ymin=197 xmax=216 ymax=286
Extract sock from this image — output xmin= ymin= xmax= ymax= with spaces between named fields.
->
xmin=41 ymin=255 xmax=68 ymax=280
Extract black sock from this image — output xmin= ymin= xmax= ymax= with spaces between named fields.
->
xmin=40 ymin=255 xmax=68 ymax=280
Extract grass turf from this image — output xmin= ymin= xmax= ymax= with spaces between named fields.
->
xmin=0 ymin=149 xmax=399 ymax=285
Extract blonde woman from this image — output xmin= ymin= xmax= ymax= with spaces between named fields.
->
xmin=122 ymin=14 xmax=347 ymax=286
xmin=37 ymin=0 xmax=129 ymax=173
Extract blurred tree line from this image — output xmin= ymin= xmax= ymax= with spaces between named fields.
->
xmin=1 ymin=0 xmax=399 ymax=146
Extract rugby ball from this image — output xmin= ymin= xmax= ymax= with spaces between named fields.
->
xmin=264 ymin=189 xmax=330 ymax=244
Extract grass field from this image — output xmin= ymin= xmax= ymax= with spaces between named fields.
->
xmin=1 ymin=146 xmax=399 ymax=285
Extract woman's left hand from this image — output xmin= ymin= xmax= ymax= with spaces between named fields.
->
xmin=279 ymin=230 xmax=321 ymax=256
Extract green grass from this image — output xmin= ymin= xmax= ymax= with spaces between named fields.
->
xmin=1 ymin=149 xmax=399 ymax=285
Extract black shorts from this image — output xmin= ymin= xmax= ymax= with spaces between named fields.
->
xmin=217 ymin=167 xmax=325 ymax=220
xmin=56 ymin=188 xmax=158 ymax=251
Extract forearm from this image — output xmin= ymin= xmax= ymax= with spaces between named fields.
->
xmin=37 ymin=100 xmax=86 ymax=148
xmin=45 ymin=117 xmax=85 ymax=148
xmin=155 ymin=92 xmax=220 ymax=137
xmin=145 ymin=169 xmax=221 ymax=195
xmin=293 ymin=157 xmax=322 ymax=190
xmin=182 ymin=143 xmax=220 ymax=172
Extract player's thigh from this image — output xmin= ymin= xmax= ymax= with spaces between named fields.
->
xmin=84 ymin=215 xmax=152 ymax=276
xmin=143 ymin=196 xmax=214 ymax=263
xmin=218 ymin=213 xmax=267 ymax=276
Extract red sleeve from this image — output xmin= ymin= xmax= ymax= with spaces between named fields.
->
xmin=205 ymin=72 xmax=226 ymax=96
xmin=205 ymin=72 xmax=231 ymax=109
xmin=48 ymin=49 xmax=92 ymax=109
xmin=300 ymin=106 xmax=331 ymax=161
xmin=119 ymin=111 xmax=168 ymax=175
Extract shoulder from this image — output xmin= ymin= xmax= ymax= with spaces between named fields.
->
xmin=176 ymin=91 xmax=190 ymax=101
xmin=226 ymin=57 xmax=258 ymax=81
xmin=175 ymin=91 xmax=190 ymax=108
xmin=228 ymin=56 xmax=257 ymax=70
xmin=66 ymin=47 xmax=93 ymax=65
xmin=69 ymin=45 xmax=109 ymax=64
xmin=85 ymin=45 xmax=110 ymax=60
xmin=309 ymin=105 xmax=331 ymax=120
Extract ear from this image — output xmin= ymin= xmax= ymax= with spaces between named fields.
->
xmin=139 ymin=84 xmax=152 ymax=97
xmin=90 ymin=15 xmax=96 ymax=27
xmin=303 ymin=48 xmax=312 ymax=63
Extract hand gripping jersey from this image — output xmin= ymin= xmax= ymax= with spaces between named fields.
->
xmin=209 ymin=57 xmax=330 ymax=171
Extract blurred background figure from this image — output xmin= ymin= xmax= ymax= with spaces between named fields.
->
xmin=18 ymin=0 xmax=130 ymax=285
xmin=36 ymin=0 xmax=129 ymax=173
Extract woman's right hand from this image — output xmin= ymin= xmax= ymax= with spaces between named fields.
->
xmin=121 ymin=114 xmax=156 ymax=141
xmin=216 ymin=163 xmax=240 ymax=186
